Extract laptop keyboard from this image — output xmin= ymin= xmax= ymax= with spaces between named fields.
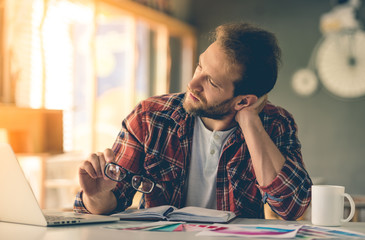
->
xmin=45 ymin=215 xmax=83 ymax=225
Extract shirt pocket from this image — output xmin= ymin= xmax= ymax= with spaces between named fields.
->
xmin=143 ymin=154 xmax=185 ymax=205
xmin=144 ymin=154 xmax=184 ymax=188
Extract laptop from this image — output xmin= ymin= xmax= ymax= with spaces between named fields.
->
xmin=0 ymin=143 xmax=119 ymax=226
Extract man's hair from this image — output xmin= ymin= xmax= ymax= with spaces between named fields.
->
xmin=213 ymin=22 xmax=281 ymax=97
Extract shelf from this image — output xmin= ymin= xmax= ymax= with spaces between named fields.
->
xmin=0 ymin=105 xmax=63 ymax=153
xmin=101 ymin=0 xmax=196 ymax=38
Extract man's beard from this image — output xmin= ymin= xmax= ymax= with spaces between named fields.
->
xmin=183 ymin=93 xmax=235 ymax=120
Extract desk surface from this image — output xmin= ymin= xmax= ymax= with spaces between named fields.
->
xmin=1 ymin=218 xmax=365 ymax=240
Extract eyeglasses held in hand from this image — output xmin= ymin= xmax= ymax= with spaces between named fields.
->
xmin=104 ymin=162 xmax=163 ymax=194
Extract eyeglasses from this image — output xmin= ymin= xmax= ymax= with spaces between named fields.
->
xmin=104 ymin=162 xmax=163 ymax=194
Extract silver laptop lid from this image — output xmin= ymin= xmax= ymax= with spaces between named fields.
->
xmin=0 ymin=143 xmax=120 ymax=227
xmin=0 ymin=143 xmax=48 ymax=226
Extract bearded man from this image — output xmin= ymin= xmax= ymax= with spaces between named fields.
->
xmin=74 ymin=22 xmax=312 ymax=220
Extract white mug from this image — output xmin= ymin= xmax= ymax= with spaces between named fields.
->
xmin=311 ymin=185 xmax=355 ymax=226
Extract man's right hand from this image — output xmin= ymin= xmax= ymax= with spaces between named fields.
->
xmin=78 ymin=148 xmax=118 ymax=214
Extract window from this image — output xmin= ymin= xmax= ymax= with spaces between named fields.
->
xmin=1 ymin=0 xmax=196 ymax=153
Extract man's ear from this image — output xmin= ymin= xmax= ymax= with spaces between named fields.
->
xmin=234 ymin=95 xmax=258 ymax=111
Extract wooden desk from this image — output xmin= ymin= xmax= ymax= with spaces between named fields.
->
xmin=1 ymin=218 xmax=365 ymax=240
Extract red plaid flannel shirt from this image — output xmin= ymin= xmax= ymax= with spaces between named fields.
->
xmin=74 ymin=93 xmax=312 ymax=220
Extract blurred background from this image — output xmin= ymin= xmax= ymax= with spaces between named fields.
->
xmin=0 ymin=0 xmax=364 ymax=220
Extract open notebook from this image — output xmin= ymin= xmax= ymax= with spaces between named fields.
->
xmin=112 ymin=205 xmax=236 ymax=223
xmin=0 ymin=143 xmax=119 ymax=226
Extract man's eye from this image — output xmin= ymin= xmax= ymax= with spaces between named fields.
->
xmin=208 ymin=78 xmax=218 ymax=88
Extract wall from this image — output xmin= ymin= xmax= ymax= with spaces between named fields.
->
xmin=188 ymin=0 xmax=365 ymax=194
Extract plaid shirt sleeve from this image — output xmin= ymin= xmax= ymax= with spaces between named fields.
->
xmin=257 ymin=106 xmax=312 ymax=220
xmin=73 ymin=191 xmax=91 ymax=213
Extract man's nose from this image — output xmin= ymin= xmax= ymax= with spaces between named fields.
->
xmin=188 ymin=71 xmax=204 ymax=92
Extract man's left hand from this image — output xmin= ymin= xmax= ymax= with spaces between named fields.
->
xmin=235 ymin=94 xmax=268 ymax=124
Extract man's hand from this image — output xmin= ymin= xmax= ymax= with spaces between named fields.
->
xmin=78 ymin=148 xmax=118 ymax=214
xmin=79 ymin=148 xmax=117 ymax=196
xmin=235 ymin=94 xmax=268 ymax=125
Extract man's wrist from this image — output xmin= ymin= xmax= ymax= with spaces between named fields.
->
xmin=83 ymin=190 xmax=109 ymax=202
xmin=238 ymin=112 xmax=262 ymax=130
xmin=82 ymin=190 xmax=117 ymax=214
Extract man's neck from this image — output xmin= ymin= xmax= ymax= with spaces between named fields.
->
xmin=200 ymin=114 xmax=237 ymax=132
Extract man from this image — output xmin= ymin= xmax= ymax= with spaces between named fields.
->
xmin=74 ymin=22 xmax=312 ymax=220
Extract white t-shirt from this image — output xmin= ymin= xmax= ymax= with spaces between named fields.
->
xmin=185 ymin=117 xmax=236 ymax=209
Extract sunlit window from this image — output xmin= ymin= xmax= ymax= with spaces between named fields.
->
xmin=2 ymin=0 xmax=195 ymax=153
xmin=30 ymin=0 xmax=95 ymax=151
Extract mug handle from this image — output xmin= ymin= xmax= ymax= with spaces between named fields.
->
xmin=341 ymin=193 xmax=355 ymax=223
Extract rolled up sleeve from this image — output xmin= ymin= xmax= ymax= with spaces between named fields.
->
xmin=258 ymin=108 xmax=312 ymax=220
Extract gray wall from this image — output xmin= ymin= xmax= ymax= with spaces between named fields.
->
xmin=182 ymin=0 xmax=365 ymax=194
